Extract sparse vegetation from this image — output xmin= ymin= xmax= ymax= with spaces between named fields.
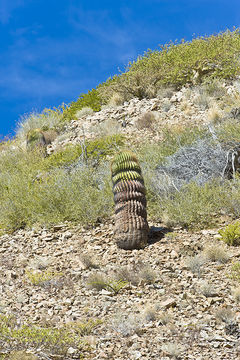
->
xmin=25 ymin=269 xmax=63 ymax=286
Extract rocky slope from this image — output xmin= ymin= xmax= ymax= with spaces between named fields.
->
xmin=1 ymin=82 xmax=240 ymax=359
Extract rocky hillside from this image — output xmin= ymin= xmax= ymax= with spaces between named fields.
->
xmin=2 ymin=30 xmax=240 ymax=359
xmin=1 ymin=78 xmax=240 ymax=360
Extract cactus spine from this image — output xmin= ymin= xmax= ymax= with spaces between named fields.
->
xmin=111 ymin=151 xmax=149 ymax=250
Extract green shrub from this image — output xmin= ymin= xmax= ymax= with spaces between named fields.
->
xmin=150 ymin=180 xmax=229 ymax=229
xmin=25 ymin=269 xmax=63 ymax=285
xmin=218 ymin=222 xmax=240 ymax=245
xmin=0 ymin=148 xmax=113 ymax=232
xmin=0 ymin=314 xmax=100 ymax=358
xmin=215 ymin=119 xmax=240 ymax=144
xmin=230 ymin=262 xmax=240 ymax=282
xmin=43 ymin=134 xmax=125 ymax=170
xmin=62 ymin=88 xmax=103 ymax=121
xmin=99 ymin=29 xmax=240 ymax=101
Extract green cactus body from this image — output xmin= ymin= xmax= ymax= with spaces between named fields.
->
xmin=111 ymin=151 xmax=149 ymax=249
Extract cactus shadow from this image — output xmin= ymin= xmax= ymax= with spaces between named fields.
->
xmin=148 ymin=226 xmax=172 ymax=245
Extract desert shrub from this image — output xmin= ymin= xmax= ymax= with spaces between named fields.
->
xmin=0 ymin=314 xmax=100 ymax=358
xmin=25 ymin=269 xmax=63 ymax=286
xmin=0 ymin=148 xmax=113 ymax=232
xmin=62 ymin=89 xmax=103 ymax=121
xmin=153 ymin=138 xmax=227 ymax=195
xmin=154 ymin=180 xmax=229 ymax=228
xmin=139 ymin=125 xmax=207 ymax=170
xmin=42 ymin=134 xmax=124 ymax=170
xmin=218 ymin=222 xmax=240 ymax=246
xmin=215 ymin=118 xmax=240 ymax=144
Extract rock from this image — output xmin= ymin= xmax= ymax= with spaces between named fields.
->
xmin=160 ymin=298 xmax=177 ymax=309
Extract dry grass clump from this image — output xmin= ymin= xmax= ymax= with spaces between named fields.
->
xmin=161 ymin=342 xmax=183 ymax=358
xmin=16 ymin=109 xmax=63 ymax=139
xmin=158 ymin=311 xmax=172 ymax=325
xmin=136 ymin=111 xmax=155 ymax=130
xmin=203 ymin=244 xmax=230 ymax=263
xmin=93 ymin=118 xmax=121 ymax=136
xmin=111 ymin=313 xmax=143 ymax=337
xmin=138 ymin=264 xmax=156 ymax=284
xmin=107 ymin=92 xmax=125 ymax=106
xmin=215 ymin=307 xmax=235 ymax=324
xmin=207 ymin=103 xmax=224 ymax=123
xmin=232 ymin=286 xmax=240 ymax=302
xmin=199 ymin=281 xmax=217 ymax=297
xmin=86 ymin=273 xmax=107 ymax=291
xmin=186 ymin=254 xmax=206 ymax=277
xmin=114 ymin=266 xmax=140 ymax=286
xmin=79 ymin=253 xmax=98 ymax=269
xmin=157 ymin=86 xmax=175 ymax=99
xmin=75 ymin=107 xmax=94 ymax=118
xmin=193 ymin=91 xmax=211 ymax=110
xmin=114 ymin=264 xmax=156 ymax=285
xmin=143 ymin=307 xmax=157 ymax=322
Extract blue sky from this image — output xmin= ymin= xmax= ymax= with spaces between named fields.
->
xmin=0 ymin=0 xmax=240 ymax=137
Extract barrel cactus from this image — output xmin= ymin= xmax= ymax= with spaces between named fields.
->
xmin=111 ymin=151 xmax=149 ymax=250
